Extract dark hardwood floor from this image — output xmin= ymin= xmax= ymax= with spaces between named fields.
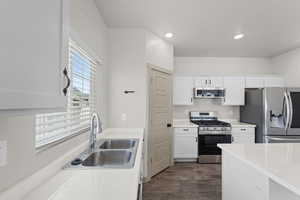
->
xmin=143 ymin=163 xmax=221 ymax=200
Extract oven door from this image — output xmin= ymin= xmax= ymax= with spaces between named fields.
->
xmin=198 ymin=134 xmax=232 ymax=155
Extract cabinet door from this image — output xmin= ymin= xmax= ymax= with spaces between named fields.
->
xmin=246 ymin=77 xmax=265 ymax=88
xmin=174 ymin=128 xmax=198 ymax=158
xmin=173 ymin=77 xmax=194 ymax=105
xmin=223 ymin=77 xmax=245 ymax=105
xmin=232 ymin=128 xmax=255 ymax=144
xmin=0 ymin=0 xmax=69 ymax=111
xmin=194 ymin=77 xmax=208 ymax=88
xmin=264 ymin=77 xmax=285 ymax=87
xmin=210 ymin=77 xmax=224 ymax=88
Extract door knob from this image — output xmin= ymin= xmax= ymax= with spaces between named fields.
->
xmin=167 ymin=123 xmax=172 ymax=127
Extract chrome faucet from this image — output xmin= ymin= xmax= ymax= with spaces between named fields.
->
xmin=89 ymin=113 xmax=102 ymax=151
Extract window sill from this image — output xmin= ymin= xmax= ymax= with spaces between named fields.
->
xmin=35 ymin=128 xmax=90 ymax=153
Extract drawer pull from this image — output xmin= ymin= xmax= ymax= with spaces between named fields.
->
xmin=241 ymin=128 xmax=247 ymax=131
xmin=183 ymin=128 xmax=189 ymax=131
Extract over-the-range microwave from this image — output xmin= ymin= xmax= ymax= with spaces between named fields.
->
xmin=194 ymin=88 xmax=225 ymax=99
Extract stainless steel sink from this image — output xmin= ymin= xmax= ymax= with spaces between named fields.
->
xmin=82 ymin=150 xmax=132 ymax=167
xmin=64 ymin=138 xmax=139 ymax=169
xmin=99 ymin=139 xmax=136 ymax=149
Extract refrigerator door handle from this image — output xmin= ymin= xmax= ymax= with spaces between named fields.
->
xmin=287 ymin=91 xmax=293 ymax=129
xmin=267 ymin=136 xmax=300 ymax=142
xmin=284 ymin=92 xmax=291 ymax=130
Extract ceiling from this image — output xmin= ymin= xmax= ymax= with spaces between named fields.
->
xmin=95 ymin=0 xmax=300 ymax=57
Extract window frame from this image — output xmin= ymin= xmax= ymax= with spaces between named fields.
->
xmin=35 ymin=39 xmax=99 ymax=150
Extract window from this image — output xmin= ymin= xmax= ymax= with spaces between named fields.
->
xmin=35 ymin=40 xmax=97 ymax=148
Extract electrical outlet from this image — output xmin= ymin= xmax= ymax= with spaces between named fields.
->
xmin=0 ymin=141 xmax=7 ymax=167
xmin=121 ymin=113 xmax=127 ymax=121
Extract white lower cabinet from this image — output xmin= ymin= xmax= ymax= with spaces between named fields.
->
xmin=231 ymin=127 xmax=255 ymax=144
xmin=174 ymin=128 xmax=198 ymax=160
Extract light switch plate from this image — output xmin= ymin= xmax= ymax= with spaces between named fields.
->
xmin=0 ymin=141 xmax=7 ymax=167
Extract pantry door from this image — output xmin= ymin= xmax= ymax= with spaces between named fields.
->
xmin=149 ymin=66 xmax=173 ymax=177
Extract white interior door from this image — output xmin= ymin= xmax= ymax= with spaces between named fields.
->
xmin=149 ymin=68 xmax=172 ymax=177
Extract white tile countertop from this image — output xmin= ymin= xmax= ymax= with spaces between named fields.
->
xmin=227 ymin=121 xmax=256 ymax=128
xmin=218 ymin=143 xmax=300 ymax=197
xmin=0 ymin=128 xmax=144 ymax=200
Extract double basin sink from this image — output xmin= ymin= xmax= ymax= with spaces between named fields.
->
xmin=65 ymin=139 xmax=139 ymax=169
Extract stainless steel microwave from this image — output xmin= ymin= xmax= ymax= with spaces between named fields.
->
xmin=194 ymin=88 xmax=225 ymax=99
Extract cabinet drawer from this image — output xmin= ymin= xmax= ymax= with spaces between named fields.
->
xmin=232 ymin=127 xmax=254 ymax=134
xmin=174 ymin=128 xmax=198 ymax=134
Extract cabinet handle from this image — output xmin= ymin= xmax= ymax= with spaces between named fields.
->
xmin=195 ymin=137 xmax=198 ymax=142
xmin=183 ymin=128 xmax=189 ymax=131
xmin=62 ymin=67 xmax=71 ymax=96
xmin=205 ymin=80 xmax=207 ymax=84
xmin=191 ymin=97 xmax=193 ymax=103
xmin=241 ymin=128 xmax=246 ymax=131
xmin=209 ymin=80 xmax=212 ymax=85
xmin=232 ymin=136 xmax=234 ymax=142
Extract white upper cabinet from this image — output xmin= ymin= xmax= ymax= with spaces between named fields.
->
xmin=0 ymin=0 xmax=69 ymax=111
xmin=210 ymin=77 xmax=224 ymax=88
xmin=194 ymin=77 xmax=207 ymax=88
xmin=194 ymin=77 xmax=223 ymax=88
xmin=223 ymin=77 xmax=245 ymax=106
xmin=264 ymin=77 xmax=285 ymax=87
xmin=245 ymin=76 xmax=285 ymax=88
xmin=245 ymin=77 xmax=265 ymax=88
xmin=173 ymin=77 xmax=194 ymax=105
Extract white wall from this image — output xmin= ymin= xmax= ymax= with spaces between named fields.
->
xmin=108 ymin=28 xmax=147 ymax=128
xmin=108 ymin=29 xmax=174 ymax=128
xmin=146 ymin=32 xmax=174 ymax=71
xmin=108 ymin=29 xmax=173 ymax=179
xmin=271 ymin=48 xmax=300 ymax=87
xmin=0 ymin=0 xmax=108 ymax=193
xmin=174 ymin=57 xmax=273 ymax=120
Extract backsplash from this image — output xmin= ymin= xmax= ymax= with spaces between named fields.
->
xmin=173 ymin=99 xmax=240 ymax=120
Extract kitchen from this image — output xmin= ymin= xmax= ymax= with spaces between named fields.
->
xmin=1 ymin=0 xmax=300 ymax=200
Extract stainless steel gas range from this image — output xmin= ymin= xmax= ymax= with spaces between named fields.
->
xmin=190 ymin=111 xmax=232 ymax=164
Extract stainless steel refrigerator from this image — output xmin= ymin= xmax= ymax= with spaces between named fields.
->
xmin=240 ymin=87 xmax=300 ymax=143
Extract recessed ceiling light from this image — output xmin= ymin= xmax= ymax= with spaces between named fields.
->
xmin=165 ymin=33 xmax=174 ymax=38
xmin=234 ymin=34 xmax=245 ymax=40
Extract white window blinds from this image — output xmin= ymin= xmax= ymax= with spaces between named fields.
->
xmin=35 ymin=40 xmax=97 ymax=148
